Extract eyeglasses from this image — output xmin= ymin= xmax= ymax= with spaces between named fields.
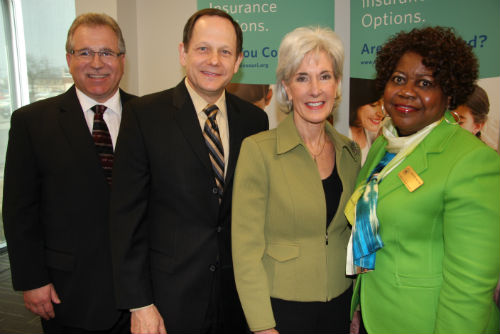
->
xmin=70 ymin=48 xmax=123 ymax=61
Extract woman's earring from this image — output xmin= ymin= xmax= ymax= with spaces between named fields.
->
xmin=445 ymin=111 xmax=459 ymax=125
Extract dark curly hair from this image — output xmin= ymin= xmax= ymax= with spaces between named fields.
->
xmin=374 ymin=26 xmax=478 ymax=110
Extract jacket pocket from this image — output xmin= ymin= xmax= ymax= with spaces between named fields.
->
xmin=265 ymin=243 xmax=300 ymax=262
xmin=396 ymin=273 xmax=442 ymax=288
xmin=150 ymin=250 xmax=175 ymax=273
xmin=264 ymin=244 xmax=300 ymax=298
xmin=45 ymin=249 xmax=75 ymax=272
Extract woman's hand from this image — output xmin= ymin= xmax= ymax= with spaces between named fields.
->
xmin=350 ymin=310 xmax=361 ymax=334
xmin=494 ymin=278 xmax=500 ymax=305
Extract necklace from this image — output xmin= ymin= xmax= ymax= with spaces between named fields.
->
xmin=310 ymin=134 xmax=327 ymax=163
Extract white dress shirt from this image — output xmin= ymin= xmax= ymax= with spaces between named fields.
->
xmin=75 ymin=87 xmax=122 ymax=150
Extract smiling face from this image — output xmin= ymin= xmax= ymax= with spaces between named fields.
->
xmin=283 ymin=51 xmax=338 ymax=129
xmin=383 ymin=52 xmax=449 ymax=136
xmin=357 ymin=98 xmax=384 ymax=132
xmin=66 ymin=25 xmax=125 ymax=102
xmin=179 ymin=15 xmax=243 ymax=104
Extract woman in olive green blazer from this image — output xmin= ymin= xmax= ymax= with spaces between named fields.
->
xmin=232 ymin=27 xmax=360 ymax=334
xmin=233 ymin=112 xmax=360 ymax=333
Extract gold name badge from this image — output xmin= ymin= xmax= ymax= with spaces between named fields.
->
xmin=398 ymin=166 xmax=424 ymax=192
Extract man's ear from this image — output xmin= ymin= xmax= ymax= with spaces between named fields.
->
xmin=179 ymin=42 xmax=187 ymax=66
xmin=233 ymin=52 xmax=243 ymax=74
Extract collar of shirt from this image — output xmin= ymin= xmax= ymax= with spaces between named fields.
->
xmin=76 ymin=87 xmax=122 ymax=149
xmin=75 ymin=87 xmax=122 ymax=116
xmin=184 ymin=78 xmax=227 ymax=123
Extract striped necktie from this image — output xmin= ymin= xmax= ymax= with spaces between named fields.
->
xmin=203 ymin=104 xmax=224 ymax=202
xmin=91 ymin=105 xmax=113 ymax=185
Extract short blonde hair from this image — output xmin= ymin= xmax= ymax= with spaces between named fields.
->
xmin=276 ymin=26 xmax=344 ymax=113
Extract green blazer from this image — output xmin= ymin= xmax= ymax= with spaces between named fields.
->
xmin=352 ymin=113 xmax=500 ymax=333
xmin=232 ymin=113 xmax=360 ymax=332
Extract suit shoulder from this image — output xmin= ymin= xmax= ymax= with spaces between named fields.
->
xmin=453 ymin=128 xmax=499 ymax=163
xmin=227 ymin=93 xmax=268 ymax=119
xmin=333 ymin=129 xmax=354 ymax=147
xmin=439 ymin=124 xmax=497 ymax=157
xmin=128 ymin=88 xmax=174 ymax=108
xmin=244 ymin=128 xmax=276 ymax=146
xmin=11 ymin=93 xmax=64 ymax=120
xmin=240 ymin=130 xmax=277 ymax=165
xmin=227 ymin=92 xmax=257 ymax=110
xmin=120 ymin=89 xmax=138 ymax=103
xmin=415 ymin=124 xmax=500 ymax=180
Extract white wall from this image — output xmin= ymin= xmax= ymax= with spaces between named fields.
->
xmin=116 ymin=0 xmax=139 ymax=95
xmin=75 ymin=0 xmax=117 ymax=18
xmin=134 ymin=1 xmax=196 ymax=95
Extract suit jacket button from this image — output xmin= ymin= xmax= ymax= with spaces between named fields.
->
xmin=209 ymin=264 xmax=216 ymax=272
xmin=217 ymin=226 xmax=222 ymax=232
xmin=212 ymin=187 xmax=218 ymax=195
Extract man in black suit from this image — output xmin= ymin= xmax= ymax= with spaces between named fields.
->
xmin=110 ymin=8 xmax=268 ymax=334
xmin=2 ymin=13 xmax=135 ymax=333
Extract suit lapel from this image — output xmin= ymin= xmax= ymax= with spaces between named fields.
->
xmin=58 ymin=86 xmax=103 ymax=174
xmin=379 ymin=146 xmax=428 ymax=197
xmin=119 ymin=89 xmax=136 ymax=106
xmin=172 ymin=81 xmax=213 ymax=174
xmin=225 ymin=95 xmax=244 ymax=188
xmin=379 ymin=121 xmax=453 ymax=198
xmin=359 ymin=137 xmax=387 ymax=184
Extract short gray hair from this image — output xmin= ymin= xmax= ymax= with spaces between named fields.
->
xmin=276 ymin=26 xmax=344 ymax=113
xmin=66 ymin=13 xmax=126 ymax=54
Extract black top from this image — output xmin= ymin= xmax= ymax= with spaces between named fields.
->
xmin=322 ymin=164 xmax=343 ymax=228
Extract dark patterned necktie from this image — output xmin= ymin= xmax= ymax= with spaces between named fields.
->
xmin=91 ymin=105 xmax=113 ymax=185
xmin=203 ymin=104 xmax=224 ymax=202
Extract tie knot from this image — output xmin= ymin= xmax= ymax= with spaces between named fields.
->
xmin=204 ymin=104 xmax=219 ymax=120
xmin=92 ymin=104 xmax=107 ymax=116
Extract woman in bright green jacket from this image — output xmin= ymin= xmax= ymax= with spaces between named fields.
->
xmin=232 ymin=26 xmax=360 ymax=334
xmin=347 ymin=26 xmax=500 ymax=334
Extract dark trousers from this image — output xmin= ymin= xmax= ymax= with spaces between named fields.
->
xmin=169 ymin=268 xmax=247 ymax=334
xmin=270 ymin=285 xmax=352 ymax=334
xmin=41 ymin=311 xmax=131 ymax=334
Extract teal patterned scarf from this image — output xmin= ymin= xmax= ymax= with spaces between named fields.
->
xmin=346 ymin=116 xmax=443 ymax=275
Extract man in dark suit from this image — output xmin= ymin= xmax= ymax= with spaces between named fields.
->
xmin=109 ymin=8 xmax=268 ymax=334
xmin=2 ymin=13 xmax=135 ymax=333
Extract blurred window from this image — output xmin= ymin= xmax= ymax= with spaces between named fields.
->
xmin=0 ymin=0 xmax=75 ymax=249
